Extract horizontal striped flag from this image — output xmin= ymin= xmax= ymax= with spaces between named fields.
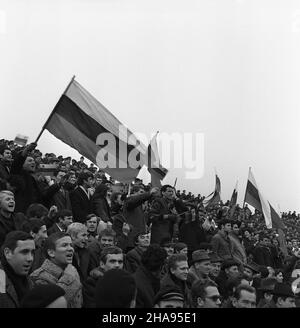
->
xmin=147 ymin=132 xmax=168 ymax=187
xmin=244 ymin=168 xmax=285 ymax=230
xmin=14 ymin=134 xmax=28 ymax=146
xmin=43 ymin=78 xmax=147 ymax=183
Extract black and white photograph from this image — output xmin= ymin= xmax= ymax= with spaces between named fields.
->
xmin=0 ymin=0 xmax=300 ymax=318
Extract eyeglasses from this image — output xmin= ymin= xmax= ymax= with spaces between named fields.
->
xmin=206 ymin=295 xmax=222 ymax=302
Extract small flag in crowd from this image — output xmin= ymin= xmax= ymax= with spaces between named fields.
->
xmin=244 ymin=167 xmax=285 ymax=230
xmin=147 ymin=132 xmax=168 ymax=188
xmin=39 ymin=77 xmax=147 ymax=183
xmin=203 ymin=173 xmax=221 ymax=208
xmin=14 ymin=134 xmax=28 ymax=146
xmin=230 ymin=180 xmax=238 ymax=207
xmin=229 ymin=180 xmax=238 ymax=218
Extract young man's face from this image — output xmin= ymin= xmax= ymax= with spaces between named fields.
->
xmin=50 ymin=236 xmax=74 ymax=267
xmin=86 ymin=216 xmax=98 ymax=233
xmin=225 ymin=265 xmax=240 ymax=278
xmin=171 ymin=260 xmax=189 ymax=281
xmin=34 ymin=225 xmax=48 ymax=247
xmin=72 ymin=229 xmax=88 ymax=248
xmin=5 ymin=239 xmax=35 ymax=276
xmin=2 ymin=149 xmax=12 ymax=162
xmin=243 ymin=267 xmax=254 ymax=280
xmin=162 ymin=187 xmax=174 ymax=200
xmin=210 ymin=262 xmax=221 ymax=277
xmin=23 ymin=156 xmax=36 ymax=172
xmin=100 ymin=235 xmax=115 ymax=248
xmin=0 ymin=194 xmax=15 ymax=213
xmin=233 ymin=290 xmax=256 ymax=308
xmin=232 ymin=224 xmax=239 ymax=235
xmin=195 ymin=260 xmax=211 ymax=276
xmin=202 ymin=286 xmax=221 ymax=308
xmin=223 ymin=223 xmax=232 ymax=233
xmin=101 ymin=253 xmax=124 ymax=271
xmin=60 ymin=215 xmax=73 ymax=229
xmin=137 ymin=233 xmax=150 ymax=248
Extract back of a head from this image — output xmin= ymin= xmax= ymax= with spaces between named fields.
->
xmin=141 ymin=244 xmax=167 ymax=272
xmin=95 ymin=269 xmax=136 ymax=308
xmin=21 ymin=284 xmax=66 ymax=308
xmin=26 ymin=203 xmax=48 ymax=219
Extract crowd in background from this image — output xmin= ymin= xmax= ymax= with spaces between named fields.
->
xmin=0 ymin=138 xmax=299 ymax=308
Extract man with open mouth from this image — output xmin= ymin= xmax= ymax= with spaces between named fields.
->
xmin=30 ymin=231 xmax=82 ymax=308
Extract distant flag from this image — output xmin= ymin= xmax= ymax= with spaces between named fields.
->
xmin=147 ymin=132 xmax=168 ymax=187
xmin=229 ymin=180 xmax=238 ymax=218
xmin=244 ymin=168 xmax=285 ymax=230
xmin=203 ymin=173 xmax=221 ymax=208
xmin=35 ymin=77 xmax=147 ymax=183
xmin=14 ymin=134 xmax=28 ymax=147
xmin=230 ymin=181 xmax=238 ymax=207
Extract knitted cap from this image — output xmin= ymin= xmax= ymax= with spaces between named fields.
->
xmin=21 ymin=284 xmax=65 ymax=308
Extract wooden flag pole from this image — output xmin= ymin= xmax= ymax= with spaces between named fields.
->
xmin=35 ymin=75 xmax=76 ymax=144
xmin=173 ymin=177 xmax=177 ymax=188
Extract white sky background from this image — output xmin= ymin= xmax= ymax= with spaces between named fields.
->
xmin=1 ymin=0 xmax=300 ymax=212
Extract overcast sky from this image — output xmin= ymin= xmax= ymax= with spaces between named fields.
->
xmin=1 ymin=0 xmax=300 ymax=212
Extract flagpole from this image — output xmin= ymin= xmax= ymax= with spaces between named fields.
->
xmin=35 ymin=75 xmax=76 ymax=143
xmin=173 ymin=177 xmax=177 ymax=188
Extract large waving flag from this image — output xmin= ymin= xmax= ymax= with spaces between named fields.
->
xmin=203 ymin=173 xmax=221 ymax=208
xmin=147 ymin=132 xmax=168 ymax=187
xmin=36 ymin=77 xmax=147 ymax=183
xmin=244 ymin=168 xmax=285 ymax=230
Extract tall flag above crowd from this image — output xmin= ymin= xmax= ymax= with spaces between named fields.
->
xmin=244 ymin=167 xmax=285 ymax=230
xmin=147 ymin=132 xmax=168 ymax=187
xmin=203 ymin=173 xmax=221 ymax=208
xmin=36 ymin=77 xmax=149 ymax=183
xmin=229 ymin=181 xmax=238 ymax=218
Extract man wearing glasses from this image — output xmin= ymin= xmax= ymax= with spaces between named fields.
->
xmin=191 ymin=280 xmax=222 ymax=308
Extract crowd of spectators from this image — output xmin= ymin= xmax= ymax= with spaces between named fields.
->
xmin=0 ymin=138 xmax=299 ymax=308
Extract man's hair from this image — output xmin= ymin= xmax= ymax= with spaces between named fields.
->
xmin=233 ymin=284 xmax=256 ymax=300
xmin=55 ymin=209 xmax=72 ymax=223
xmin=22 ymin=218 xmax=45 ymax=234
xmin=0 ymin=190 xmax=14 ymax=203
xmin=232 ymin=221 xmax=241 ymax=228
xmin=43 ymin=232 xmax=70 ymax=258
xmin=77 ymin=171 xmax=93 ymax=186
xmin=191 ymin=279 xmax=218 ymax=307
xmin=1 ymin=231 xmax=33 ymax=252
xmin=0 ymin=145 xmax=11 ymax=155
xmin=100 ymin=246 xmax=123 ymax=264
xmin=141 ymin=244 xmax=167 ymax=272
xmin=217 ymin=219 xmax=232 ymax=230
xmin=161 ymin=185 xmax=173 ymax=193
xmin=167 ymin=253 xmax=188 ymax=271
xmin=98 ymin=228 xmax=116 ymax=240
xmin=26 ymin=203 xmax=48 ymax=219
xmin=85 ymin=213 xmax=99 ymax=223
xmin=66 ymin=222 xmax=86 ymax=239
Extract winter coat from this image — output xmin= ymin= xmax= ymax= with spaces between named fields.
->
xmin=30 ymin=259 xmax=82 ymax=308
